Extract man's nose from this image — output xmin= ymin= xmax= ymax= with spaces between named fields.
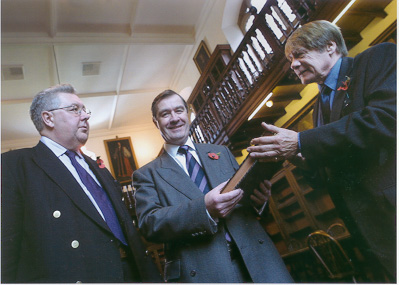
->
xmin=81 ymin=111 xmax=91 ymax=120
xmin=170 ymin=112 xmax=179 ymax=121
xmin=290 ymin=59 xmax=300 ymax=70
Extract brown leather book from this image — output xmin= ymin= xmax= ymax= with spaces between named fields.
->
xmin=221 ymin=155 xmax=282 ymax=201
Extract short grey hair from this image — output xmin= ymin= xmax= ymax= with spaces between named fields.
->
xmin=30 ymin=84 xmax=77 ymax=132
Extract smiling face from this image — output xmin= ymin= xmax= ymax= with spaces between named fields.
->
xmin=287 ymin=43 xmax=338 ymax=85
xmin=43 ymin=92 xmax=90 ymax=151
xmin=153 ymin=94 xmax=190 ymax=146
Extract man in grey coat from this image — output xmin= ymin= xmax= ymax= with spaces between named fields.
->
xmin=133 ymin=89 xmax=293 ymax=282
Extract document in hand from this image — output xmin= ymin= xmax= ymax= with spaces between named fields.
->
xmin=221 ymin=156 xmax=282 ymax=201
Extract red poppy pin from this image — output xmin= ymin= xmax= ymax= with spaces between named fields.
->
xmin=337 ymin=76 xmax=351 ymax=91
xmin=208 ymin=152 xmax=221 ymax=160
xmin=96 ymin=157 xmax=106 ymax=168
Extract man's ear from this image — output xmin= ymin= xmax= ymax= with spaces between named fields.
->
xmin=42 ymin=111 xmax=55 ymax=128
xmin=326 ymin=41 xmax=337 ymax=55
xmin=153 ymin=117 xmax=159 ymax=129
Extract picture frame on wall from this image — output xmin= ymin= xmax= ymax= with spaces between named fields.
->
xmin=193 ymin=40 xmax=211 ymax=74
xmin=104 ymin=136 xmax=138 ymax=183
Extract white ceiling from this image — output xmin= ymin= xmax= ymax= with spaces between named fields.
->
xmin=2 ymin=0 xmax=235 ymax=150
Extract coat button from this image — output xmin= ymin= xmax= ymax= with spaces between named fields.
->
xmin=53 ymin=211 xmax=61 ymax=218
xmin=258 ymin=239 xmax=264 ymax=244
xmin=190 ymin=270 xmax=196 ymax=277
xmin=71 ymin=240 xmax=80 ymax=248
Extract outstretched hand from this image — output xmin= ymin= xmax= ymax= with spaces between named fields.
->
xmin=247 ymin=122 xmax=299 ymax=161
xmin=205 ymin=181 xmax=244 ymax=218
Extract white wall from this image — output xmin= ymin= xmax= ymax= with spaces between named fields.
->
xmin=1 ymin=0 xmax=243 ymax=171
xmin=85 ymin=125 xmax=164 ymax=169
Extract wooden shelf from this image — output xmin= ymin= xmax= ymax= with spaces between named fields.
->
xmin=284 ymin=210 xmax=305 ymax=223
xmin=277 ymin=195 xmax=297 ymax=210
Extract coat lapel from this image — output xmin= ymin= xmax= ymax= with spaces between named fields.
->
xmin=195 ymin=144 xmax=218 ymax=189
xmin=84 ymin=155 xmax=133 ymax=237
xmin=32 ymin=142 xmax=109 ymax=232
xmin=331 ymin=57 xmax=354 ymax=122
xmin=157 ymin=151 xmax=204 ymax=200
xmin=84 ymin=154 xmax=127 ymax=223
xmin=195 ymin=143 xmax=233 ymax=189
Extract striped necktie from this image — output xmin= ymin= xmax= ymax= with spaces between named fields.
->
xmin=179 ymin=146 xmax=232 ymax=242
xmin=65 ymin=150 xmax=127 ymax=245
xmin=178 ymin=145 xmax=210 ymax=194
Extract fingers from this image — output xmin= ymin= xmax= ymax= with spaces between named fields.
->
xmin=205 ymin=186 xmax=244 ymax=218
xmin=250 ymin=189 xmax=265 ymax=206
xmin=211 ymin=181 xmax=228 ymax=193
xmin=250 ymin=134 xmax=278 ymax=147
xmin=251 ymin=180 xmax=272 ymax=207
xmin=260 ymin=179 xmax=272 ymax=193
xmin=260 ymin=122 xmax=279 ymax=134
xmin=247 ymin=122 xmax=299 ymax=160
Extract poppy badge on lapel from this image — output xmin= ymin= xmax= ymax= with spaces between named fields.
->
xmin=208 ymin=152 xmax=220 ymax=160
xmin=337 ymin=76 xmax=351 ymax=91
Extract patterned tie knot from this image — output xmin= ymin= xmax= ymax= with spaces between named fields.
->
xmin=178 ymin=145 xmax=190 ymax=155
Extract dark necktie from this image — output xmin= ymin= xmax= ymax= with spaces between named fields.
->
xmin=178 ymin=145 xmax=210 ymax=194
xmin=65 ymin=150 xmax=127 ymax=245
xmin=320 ymin=84 xmax=332 ymax=124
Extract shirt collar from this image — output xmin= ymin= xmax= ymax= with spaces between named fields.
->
xmin=164 ymin=137 xmax=196 ymax=158
xmin=40 ymin=136 xmax=83 ymax=158
xmin=323 ymin=57 xmax=342 ymax=91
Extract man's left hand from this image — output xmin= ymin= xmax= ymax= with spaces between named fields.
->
xmin=247 ymin=122 xmax=299 ymax=161
xmin=250 ymin=179 xmax=272 ymax=208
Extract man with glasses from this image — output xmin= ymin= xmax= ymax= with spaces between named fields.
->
xmin=1 ymin=84 xmax=162 ymax=283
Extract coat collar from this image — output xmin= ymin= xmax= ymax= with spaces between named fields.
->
xmin=194 ymin=143 xmax=223 ymax=189
xmin=313 ymin=57 xmax=354 ymax=125
xmin=157 ymin=145 xmax=209 ymax=200
xmin=330 ymin=57 xmax=354 ymax=122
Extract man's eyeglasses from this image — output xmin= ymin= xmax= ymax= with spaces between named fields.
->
xmin=47 ymin=105 xmax=91 ymax=116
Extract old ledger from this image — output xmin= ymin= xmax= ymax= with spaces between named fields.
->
xmin=221 ymin=155 xmax=282 ymax=200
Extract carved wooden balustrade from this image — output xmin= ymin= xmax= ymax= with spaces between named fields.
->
xmin=188 ymin=0 xmax=320 ymax=146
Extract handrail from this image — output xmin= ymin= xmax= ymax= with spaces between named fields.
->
xmin=189 ymin=0 xmax=319 ymax=145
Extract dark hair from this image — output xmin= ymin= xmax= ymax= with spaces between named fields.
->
xmin=285 ymin=20 xmax=348 ymax=58
xmin=30 ymin=84 xmax=77 ymax=132
xmin=151 ymin=89 xmax=188 ymax=118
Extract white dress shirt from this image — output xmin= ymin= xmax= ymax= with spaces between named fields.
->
xmin=40 ymin=136 xmax=105 ymax=220
xmin=163 ymin=137 xmax=202 ymax=175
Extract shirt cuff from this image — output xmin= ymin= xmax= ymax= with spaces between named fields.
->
xmin=297 ymin=132 xmax=302 ymax=153
xmin=254 ymin=201 xmax=267 ymax=215
xmin=206 ymin=209 xmax=218 ymax=225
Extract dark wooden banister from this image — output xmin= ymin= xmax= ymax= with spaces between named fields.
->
xmin=188 ymin=0 xmax=329 ymax=146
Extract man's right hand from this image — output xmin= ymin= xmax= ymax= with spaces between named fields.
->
xmin=204 ymin=181 xmax=244 ymax=218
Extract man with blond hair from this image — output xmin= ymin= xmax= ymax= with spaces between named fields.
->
xmin=248 ymin=20 xmax=396 ymax=281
